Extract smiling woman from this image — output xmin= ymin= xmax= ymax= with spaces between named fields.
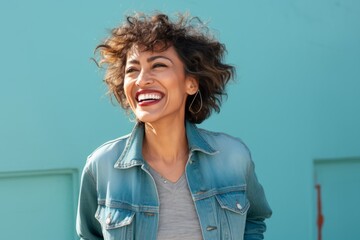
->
xmin=124 ymin=46 xmax=196 ymax=125
xmin=95 ymin=13 xmax=233 ymax=124
xmin=76 ymin=12 xmax=272 ymax=240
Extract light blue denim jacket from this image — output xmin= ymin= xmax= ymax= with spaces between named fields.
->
xmin=76 ymin=122 xmax=272 ymax=240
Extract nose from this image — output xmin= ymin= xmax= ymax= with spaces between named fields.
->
xmin=135 ymin=70 xmax=153 ymax=87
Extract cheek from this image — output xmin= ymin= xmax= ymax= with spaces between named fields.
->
xmin=123 ymin=80 xmax=134 ymax=104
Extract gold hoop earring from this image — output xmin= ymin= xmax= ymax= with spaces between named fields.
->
xmin=189 ymin=90 xmax=203 ymax=114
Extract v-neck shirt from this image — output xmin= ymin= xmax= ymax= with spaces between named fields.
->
xmin=148 ymin=167 xmax=203 ymax=240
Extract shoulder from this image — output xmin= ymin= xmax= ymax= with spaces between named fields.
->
xmin=193 ymin=126 xmax=256 ymax=183
xmin=194 ymin=126 xmax=252 ymax=169
xmin=196 ymin=127 xmax=252 ymax=160
xmin=84 ymin=133 xmax=131 ymax=172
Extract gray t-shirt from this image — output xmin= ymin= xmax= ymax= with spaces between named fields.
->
xmin=148 ymin=167 xmax=203 ymax=240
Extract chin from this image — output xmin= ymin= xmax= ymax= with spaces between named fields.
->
xmin=133 ymin=107 xmax=184 ymax=125
xmin=134 ymin=112 xmax=159 ymax=124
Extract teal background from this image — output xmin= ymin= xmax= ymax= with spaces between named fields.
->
xmin=1 ymin=0 xmax=359 ymax=239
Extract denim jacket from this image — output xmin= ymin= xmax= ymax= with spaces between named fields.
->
xmin=76 ymin=122 xmax=272 ymax=240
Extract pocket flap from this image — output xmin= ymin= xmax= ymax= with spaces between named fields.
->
xmin=95 ymin=205 xmax=135 ymax=230
xmin=215 ymin=191 xmax=250 ymax=215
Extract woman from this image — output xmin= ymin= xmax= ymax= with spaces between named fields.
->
xmin=77 ymin=12 xmax=272 ymax=240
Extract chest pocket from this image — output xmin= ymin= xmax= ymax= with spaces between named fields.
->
xmin=95 ymin=205 xmax=135 ymax=240
xmin=215 ymin=190 xmax=250 ymax=215
xmin=215 ymin=189 xmax=250 ymax=239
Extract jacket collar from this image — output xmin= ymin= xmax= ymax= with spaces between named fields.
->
xmin=114 ymin=121 xmax=217 ymax=169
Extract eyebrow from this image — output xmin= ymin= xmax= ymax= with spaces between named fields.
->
xmin=127 ymin=55 xmax=173 ymax=65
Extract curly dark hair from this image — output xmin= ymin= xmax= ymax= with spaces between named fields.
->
xmin=95 ymin=12 xmax=235 ymax=123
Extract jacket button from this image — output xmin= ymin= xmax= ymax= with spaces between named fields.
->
xmin=236 ymin=202 xmax=242 ymax=210
xmin=206 ymin=226 xmax=217 ymax=231
xmin=106 ymin=213 xmax=112 ymax=225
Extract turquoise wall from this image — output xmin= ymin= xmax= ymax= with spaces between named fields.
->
xmin=1 ymin=1 xmax=359 ymax=239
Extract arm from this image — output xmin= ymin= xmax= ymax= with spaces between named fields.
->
xmin=76 ymin=167 xmax=103 ymax=240
xmin=244 ymin=159 xmax=272 ymax=240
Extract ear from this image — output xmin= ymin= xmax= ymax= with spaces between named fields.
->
xmin=185 ymin=76 xmax=199 ymax=95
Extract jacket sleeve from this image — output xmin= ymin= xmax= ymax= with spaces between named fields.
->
xmin=76 ymin=166 xmax=103 ymax=240
xmin=244 ymin=158 xmax=272 ymax=240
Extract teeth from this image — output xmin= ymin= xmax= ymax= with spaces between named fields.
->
xmin=138 ymin=93 xmax=162 ymax=102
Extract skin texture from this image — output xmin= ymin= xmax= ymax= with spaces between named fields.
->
xmin=124 ymin=45 xmax=198 ymax=182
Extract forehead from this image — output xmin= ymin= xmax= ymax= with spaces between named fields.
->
xmin=125 ymin=44 xmax=180 ymax=62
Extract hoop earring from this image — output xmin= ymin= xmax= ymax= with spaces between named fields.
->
xmin=189 ymin=90 xmax=203 ymax=114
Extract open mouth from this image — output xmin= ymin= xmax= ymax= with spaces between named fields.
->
xmin=136 ymin=90 xmax=164 ymax=106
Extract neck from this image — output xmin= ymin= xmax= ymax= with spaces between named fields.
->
xmin=142 ymin=119 xmax=188 ymax=164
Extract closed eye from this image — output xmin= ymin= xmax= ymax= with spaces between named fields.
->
xmin=125 ymin=67 xmax=139 ymax=74
xmin=152 ymin=63 xmax=167 ymax=69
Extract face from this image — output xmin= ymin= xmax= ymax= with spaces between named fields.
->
xmin=124 ymin=45 xmax=198 ymax=124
